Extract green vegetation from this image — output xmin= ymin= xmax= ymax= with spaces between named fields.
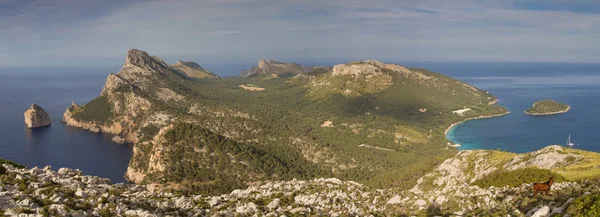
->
xmin=154 ymin=122 xmax=330 ymax=195
xmin=71 ymin=95 xmax=115 ymax=124
xmin=0 ymin=158 xmax=25 ymax=168
xmin=567 ymin=194 xmax=600 ymax=217
xmin=76 ymin=60 xmax=508 ymax=194
xmin=554 ymin=148 xmax=600 ymax=181
xmin=139 ymin=125 xmax=160 ymax=142
xmin=525 ymin=99 xmax=569 ymax=115
xmin=0 ymin=158 xmax=24 ymax=175
xmin=472 ymin=168 xmax=566 ymax=188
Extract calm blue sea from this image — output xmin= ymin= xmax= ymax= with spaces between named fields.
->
xmin=409 ymin=62 xmax=600 ymax=153
xmin=0 ymin=68 xmax=132 ymax=183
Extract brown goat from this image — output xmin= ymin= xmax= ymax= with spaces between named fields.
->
xmin=532 ymin=177 xmax=554 ymax=197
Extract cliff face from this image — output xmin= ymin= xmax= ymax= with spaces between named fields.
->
xmin=171 ymin=60 xmax=220 ymax=79
xmin=240 ymin=60 xmax=332 ymax=77
xmin=24 ymin=103 xmax=51 ymax=128
xmin=62 ymin=49 xmax=173 ymax=143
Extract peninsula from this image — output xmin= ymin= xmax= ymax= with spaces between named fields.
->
xmin=525 ymin=99 xmax=570 ymax=115
xmin=62 ymin=49 xmax=508 ymax=196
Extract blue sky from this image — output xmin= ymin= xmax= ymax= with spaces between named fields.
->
xmin=0 ymin=0 xmax=599 ymax=67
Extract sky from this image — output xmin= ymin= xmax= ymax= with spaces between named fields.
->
xmin=0 ymin=0 xmax=599 ymax=68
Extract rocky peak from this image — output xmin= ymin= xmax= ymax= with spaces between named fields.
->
xmin=174 ymin=60 xmax=205 ymax=71
xmin=24 ymin=103 xmax=51 ymax=128
xmin=257 ymin=59 xmax=284 ymax=69
xmin=332 ymin=60 xmax=413 ymax=77
xmin=171 ymin=60 xmax=219 ymax=79
xmin=124 ymin=49 xmax=171 ymax=72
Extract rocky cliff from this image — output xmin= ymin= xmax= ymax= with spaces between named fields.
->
xmin=3 ymin=145 xmax=600 ymax=216
xmin=171 ymin=60 xmax=220 ymax=79
xmin=24 ymin=104 xmax=51 ymax=128
xmin=62 ymin=49 xmax=176 ymax=143
xmin=240 ymin=59 xmax=332 ymax=77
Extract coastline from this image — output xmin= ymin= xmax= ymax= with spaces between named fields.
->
xmin=444 ymin=110 xmax=511 ymax=138
xmin=524 ymin=105 xmax=570 ymax=116
xmin=444 ymin=99 xmax=510 ymax=146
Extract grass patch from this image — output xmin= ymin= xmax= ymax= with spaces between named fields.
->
xmin=549 ymin=148 xmax=600 ymax=181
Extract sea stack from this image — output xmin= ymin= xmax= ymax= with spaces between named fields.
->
xmin=24 ymin=104 xmax=51 ymax=128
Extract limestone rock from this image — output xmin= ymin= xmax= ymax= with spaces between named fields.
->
xmin=332 ymin=60 xmax=415 ymax=77
xmin=386 ymin=195 xmax=402 ymax=204
xmin=24 ymin=104 xmax=51 ymax=128
xmin=531 ymin=206 xmax=550 ymax=217
xmin=124 ymin=49 xmax=171 ymax=73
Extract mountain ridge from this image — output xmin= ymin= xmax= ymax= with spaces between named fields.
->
xmin=241 ymin=59 xmax=332 ymax=77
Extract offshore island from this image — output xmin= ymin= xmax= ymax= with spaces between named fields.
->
xmin=525 ymin=100 xmax=570 ymax=116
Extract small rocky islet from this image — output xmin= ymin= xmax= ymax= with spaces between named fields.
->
xmin=525 ymin=100 xmax=570 ymax=116
xmin=23 ymin=104 xmax=51 ymax=129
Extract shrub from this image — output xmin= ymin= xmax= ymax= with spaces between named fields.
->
xmin=472 ymin=167 xmax=566 ymax=188
xmin=0 ymin=158 xmax=25 ymax=168
xmin=567 ymin=194 xmax=600 ymax=217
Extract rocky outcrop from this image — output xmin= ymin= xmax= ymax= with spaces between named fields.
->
xmin=241 ymin=60 xmax=332 ymax=77
xmin=23 ymin=104 xmax=51 ymax=128
xmin=124 ymin=49 xmax=172 ymax=74
xmin=411 ymin=145 xmax=589 ymax=193
xmin=171 ymin=60 xmax=220 ymax=79
xmin=1 ymin=161 xmax=598 ymax=216
xmin=332 ymin=60 xmax=417 ymax=77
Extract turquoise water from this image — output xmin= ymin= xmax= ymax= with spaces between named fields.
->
xmin=413 ymin=62 xmax=600 ymax=153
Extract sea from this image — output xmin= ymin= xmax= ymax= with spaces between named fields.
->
xmin=0 ymin=68 xmax=132 ymax=183
xmin=0 ymin=62 xmax=598 ymax=183
xmin=412 ymin=62 xmax=600 ymax=153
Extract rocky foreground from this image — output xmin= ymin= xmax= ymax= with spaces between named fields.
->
xmin=1 ymin=157 xmax=600 ymax=216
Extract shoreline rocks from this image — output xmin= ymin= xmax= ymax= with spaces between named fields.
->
xmin=24 ymin=103 xmax=51 ymax=128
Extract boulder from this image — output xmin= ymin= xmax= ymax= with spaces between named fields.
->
xmin=531 ymin=206 xmax=550 ymax=217
xmin=24 ymin=103 xmax=51 ymax=128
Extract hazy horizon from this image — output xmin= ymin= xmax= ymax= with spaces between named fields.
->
xmin=1 ymin=0 xmax=600 ymax=68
